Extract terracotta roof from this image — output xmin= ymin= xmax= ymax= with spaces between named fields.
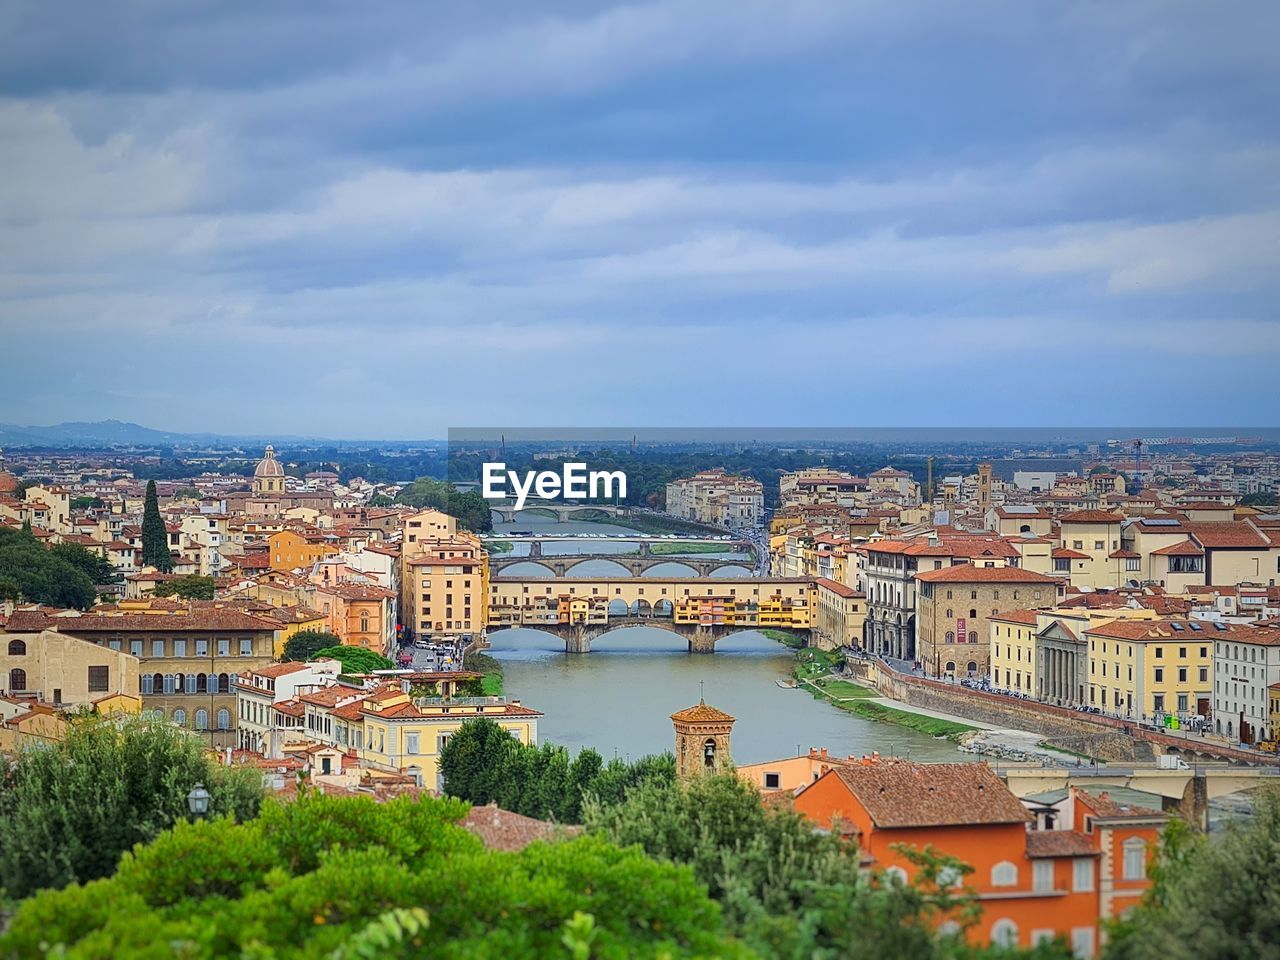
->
xmin=829 ymin=762 xmax=1030 ymax=828
xmin=273 ymin=699 xmax=305 ymax=718
xmin=1059 ymin=510 xmax=1124 ymax=524
xmin=1184 ymin=522 xmax=1271 ymax=549
xmin=331 ymin=699 xmax=369 ymax=721
xmin=1077 ymin=789 xmax=1163 ymax=819
xmin=1052 ymin=547 xmax=1090 ymax=560
xmin=989 ymin=610 xmax=1041 ymax=626
xmin=247 ymin=662 xmax=312 ymax=680
xmin=815 ymin=577 xmax=861 ymax=599
xmin=1083 ymin=619 xmax=1272 ymax=643
xmin=462 ymin=804 xmax=581 ymax=851
xmin=1025 ymin=831 xmax=1100 ymax=858
xmin=670 ymin=700 xmax=736 ymax=723
xmin=5 ymin=608 xmax=278 ymax=634
xmin=1109 ymin=549 xmax=1141 ymax=559
xmin=915 ymin=565 xmax=1059 ymax=584
xmin=1151 ymin=539 xmax=1204 ymax=557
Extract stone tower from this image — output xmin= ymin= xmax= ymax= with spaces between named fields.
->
xmin=977 ymin=462 xmax=992 ymax=510
xmin=671 ymin=699 xmax=735 ymax=781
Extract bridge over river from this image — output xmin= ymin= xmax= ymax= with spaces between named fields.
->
xmin=487 ymin=576 xmax=815 ymax=653
xmin=490 ymin=553 xmax=754 ymax=578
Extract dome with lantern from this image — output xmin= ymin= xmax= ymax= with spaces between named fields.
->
xmin=252 ymin=445 xmax=285 ymax=495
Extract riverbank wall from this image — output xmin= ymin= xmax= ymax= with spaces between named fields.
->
xmin=846 ymin=659 xmax=1275 ymax=765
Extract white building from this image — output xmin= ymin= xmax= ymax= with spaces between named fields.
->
xmin=1211 ymin=622 xmax=1280 ymax=744
xmin=236 ymin=659 xmax=343 ymax=757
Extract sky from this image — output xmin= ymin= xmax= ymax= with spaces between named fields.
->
xmin=1 ymin=0 xmax=1278 ymax=438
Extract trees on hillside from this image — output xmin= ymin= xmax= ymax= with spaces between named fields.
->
xmin=154 ymin=574 xmax=216 ymax=600
xmin=0 ymin=715 xmax=262 ymax=899
xmin=0 ymin=526 xmax=96 ymax=609
xmin=393 ymin=477 xmax=493 ymax=533
xmin=439 ymin=718 xmax=674 ymax=824
xmin=0 ymin=791 xmax=744 ymax=959
xmin=282 ymin=629 xmax=343 ymax=662
xmin=140 ymin=479 xmax=173 ymax=571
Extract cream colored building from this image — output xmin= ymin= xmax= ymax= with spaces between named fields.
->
xmin=1058 ymin=510 xmax=1125 ymax=589
xmin=666 ymin=470 xmax=764 ymax=529
xmin=1086 ymin=618 xmax=1212 ymax=721
xmin=2 ymin=629 xmax=140 ymax=708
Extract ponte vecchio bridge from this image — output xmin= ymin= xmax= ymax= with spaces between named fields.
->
xmin=486 ymin=576 xmax=815 ymax=653
xmin=489 ymin=553 xmax=753 ymax=578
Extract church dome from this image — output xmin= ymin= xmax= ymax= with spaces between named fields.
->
xmin=254 ymin=445 xmax=285 ymax=478
xmin=0 ymin=472 xmax=17 ymax=494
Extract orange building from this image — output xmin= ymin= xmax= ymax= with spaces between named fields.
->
xmin=313 ymin=581 xmax=397 ymax=655
xmin=268 ymin=529 xmax=341 ymax=572
xmin=792 ymin=760 xmax=1162 ymax=956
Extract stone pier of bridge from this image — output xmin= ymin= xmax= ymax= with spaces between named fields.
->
xmin=543 ymin=620 xmax=792 ymax=654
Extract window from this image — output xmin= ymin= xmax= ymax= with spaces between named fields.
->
xmin=173 ymin=639 xmax=187 ymax=657
xmin=1177 ymin=693 xmax=1188 ymax=712
xmin=1032 ymin=859 xmax=1054 ymax=892
xmin=990 ymin=919 xmax=1018 ymax=949
xmin=7 ymin=668 xmax=27 ymax=692
xmin=217 ymin=708 xmax=231 ymax=730
xmin=1054 ymin=558 xmax=1071 ymax=572
xmin=406 ymin=733 xmax=420 ymax=754
xmin=131 ymin=639 xmax=144 ymax=657
xmin=1122 ymin=838 xmax=1147 ymax=879
xmin=1126 ymin=557 xmax=1141 ymax=571
xmin=195 ymin=639 xmax=209 ymax=657
xmin=140 ymin=674 xmax=154 ymax=694
xmin=991 ymin=861 xmax=1017 ymax=887
xmin=885 ymin=866 xmax=909 ymax=885
xmin=1073 ymin=857 xmax=1095 ymax=892
xmin=1153 ymin=694 xmax=1165 ymax=712
xmin=1178 ymin=667 xmax=1187 ymax=683
xmin=239 ymin=639 xmax=253 ymax=656
xmin=937 ymin=865 xmax=963 ymax=889
xmin=194 ymin=709 xmax=209 ymax=731
xmin=217 ymin=639 xmax=230 ymax=657
xmin=151 ymin=640 xmax=165 ymax=657
xmin=6 ymin=639 xmax=25 ymax=656
xmin=1072 ymin=927 xmax=1096 ymax=959
xmin=173 ymin=708 xmax=186 ymax=726
xmin=764 ymin=772 xmax=781 ymax=789
xmin=1095 ymin=540 xmax=1105 ymax=550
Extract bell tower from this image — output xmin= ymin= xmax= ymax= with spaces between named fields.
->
xmin=977 ymin=462 xmax=992 ymax=510
xmin=671 ymin=697 xmax=735 ymax=781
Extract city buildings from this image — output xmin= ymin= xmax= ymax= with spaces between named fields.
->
xmin=665 ymin=470 xmax=764 ymax=529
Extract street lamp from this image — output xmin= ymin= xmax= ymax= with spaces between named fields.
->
xmin=187 ymin=782 xmax=211 ymax=819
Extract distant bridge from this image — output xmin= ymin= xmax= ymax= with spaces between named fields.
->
xmin=487 ymin=499 xmax=632 ymax=524
xmin=999 ymin=763 xmax=1280 ymax=831
xmin=486 ymin=616 xmax=778 ymax=654
xmin=490 ymin=553 xmax=754 ymax=578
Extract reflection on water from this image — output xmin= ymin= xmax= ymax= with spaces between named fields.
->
xmin=490 ymin=626 xmax=969 ymax=766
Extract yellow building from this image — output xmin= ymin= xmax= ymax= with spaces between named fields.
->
xmin=1085 ymin=619 xmax=1212 ymax=721
xmin=358 ymin=685 xmax=541 ymax=790
xmin=260 ymin=605 xmax=329 ymax=658
xmin=1057 ymin=510 xmax=1125 ymax=589
xmin=814 ymin=578 xmax=866 ymax=650
xmin=400 ymin=510 xmax=490 ymax=640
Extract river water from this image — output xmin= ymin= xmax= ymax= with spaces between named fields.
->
xmin=488 ymin=511 xmax=968 ymax=765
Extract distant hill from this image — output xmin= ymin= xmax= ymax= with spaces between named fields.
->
xmin=0 ymin=420 xmax=316 ymax=449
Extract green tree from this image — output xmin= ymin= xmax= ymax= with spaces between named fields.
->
xmin=70 ymin=495 xmax=104 ymax=511
xmin=283 ymin=629 xmax=343 ymax=662
xmin=140 ymin=479 xmax=173 ymax=572
xmin=0 ymin=791 xmax=745 ymax=959
xmin=0 ymin=526 xmax=96 ymax=609
xmin=313 ymin=645 xmax=395 ymax=674
xmin=393 ymin=478 xmax=492 ymax=533
xmin=1106 ymin=792 xmax=1280 ymax=960
xmin=154 ymin=574 xmax=216 ymax=600
xmin=1242 ymin=491 xmax=1279 ymax=507
xmin=49 ymin=542 xmax=118 ymax=584
xmin=0 ymin=714 xmax=262 ymax=899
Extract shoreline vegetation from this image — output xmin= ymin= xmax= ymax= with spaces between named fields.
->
xmin=463 ymin=651 xmax=504 ymax=696
xmin=787 ymin=644 xmax=976 ymax=742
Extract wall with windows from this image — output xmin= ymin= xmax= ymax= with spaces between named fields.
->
xmin=0 ymin=629 xmax=138 ymax=707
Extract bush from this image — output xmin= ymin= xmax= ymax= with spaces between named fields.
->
xmin=0 ymin=714 xmax=262 ymax=899
xmin=0 ymin=791 xmax=747 ymax=959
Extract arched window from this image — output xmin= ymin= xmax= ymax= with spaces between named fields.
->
xmin=163 ymin=674 xmax=175 ymax=694
xmin=196 ymin=673 xmax=208 ymax=693
xmin=969 ymin=631 xmax=978 ymax=644
xmin=991 ymin=861 xmax=1018 ymax=887
xmin=218 ymin=673 xmax=230 ymax=694
xmin=945 ymin=608 xmax=953 ymax=619
xmin=945 ymin=661 xmax=956 ymax=674
xmin=703 ymin=737 xmax=717 ymax=768
xmin=174 ymin=673 xmax=186 ymax=694
xmin=152 ymin=672 xmax=163 ymax=694
xmin=217 ymin=708 xmax=231 ymax=731
xmin=194 ymin=709 xmax=209 ymax=731
xmin=991 ymin=919 xmax=1018 ymax=948
xmin=140 ymin=674 xmax=154 ymax=694
xmin=970 ymin=591 xmax=978 ymax=600
xmin=885 ymin=866 xmax=908 ymax=885
xmin=1019 ymin=524 xmax=1031 ymax=534
xmin=969 ymin=609 xmax=977 ymax=619
xmin=967 ymin=661 xmax=978 ymax=674
xmin=8 ymin=668 xmax=27 ymax=692
xmin=173 ymin=708 xmax=187 ymax=727
xmin=6 ymin=639 xmax=26 ymax=656
xmin=946 ymin=631 xmax=955 ymax=643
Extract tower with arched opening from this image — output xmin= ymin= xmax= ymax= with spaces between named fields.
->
xmin=671 ymin=698 xmax=735 ymax=781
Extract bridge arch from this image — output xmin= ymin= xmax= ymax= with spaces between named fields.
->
xmin=640 ymin=560 xmax=697 ymax=578
xmin=494 ymin=559 xmax=557 ymax=578
xmin=565 ymin=557 xmax=633 ymax=577
xmin=708 ymin=563 xmax=753 ymax=578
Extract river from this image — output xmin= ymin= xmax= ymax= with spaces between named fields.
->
xmin=487 ymin=511 xmax=969 ymax=765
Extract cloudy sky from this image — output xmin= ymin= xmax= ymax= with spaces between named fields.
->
xmin=2 ymin=1 xmax=1277 ymax=437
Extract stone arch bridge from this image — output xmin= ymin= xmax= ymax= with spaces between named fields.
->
xmin=486 ymin=617 xmax=799 ymax=654
xmin=487 ymin=500 xmax=632 ymax=524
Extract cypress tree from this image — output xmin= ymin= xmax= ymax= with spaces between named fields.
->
xmin=140 ymin=479 xmax=173 ymax=572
